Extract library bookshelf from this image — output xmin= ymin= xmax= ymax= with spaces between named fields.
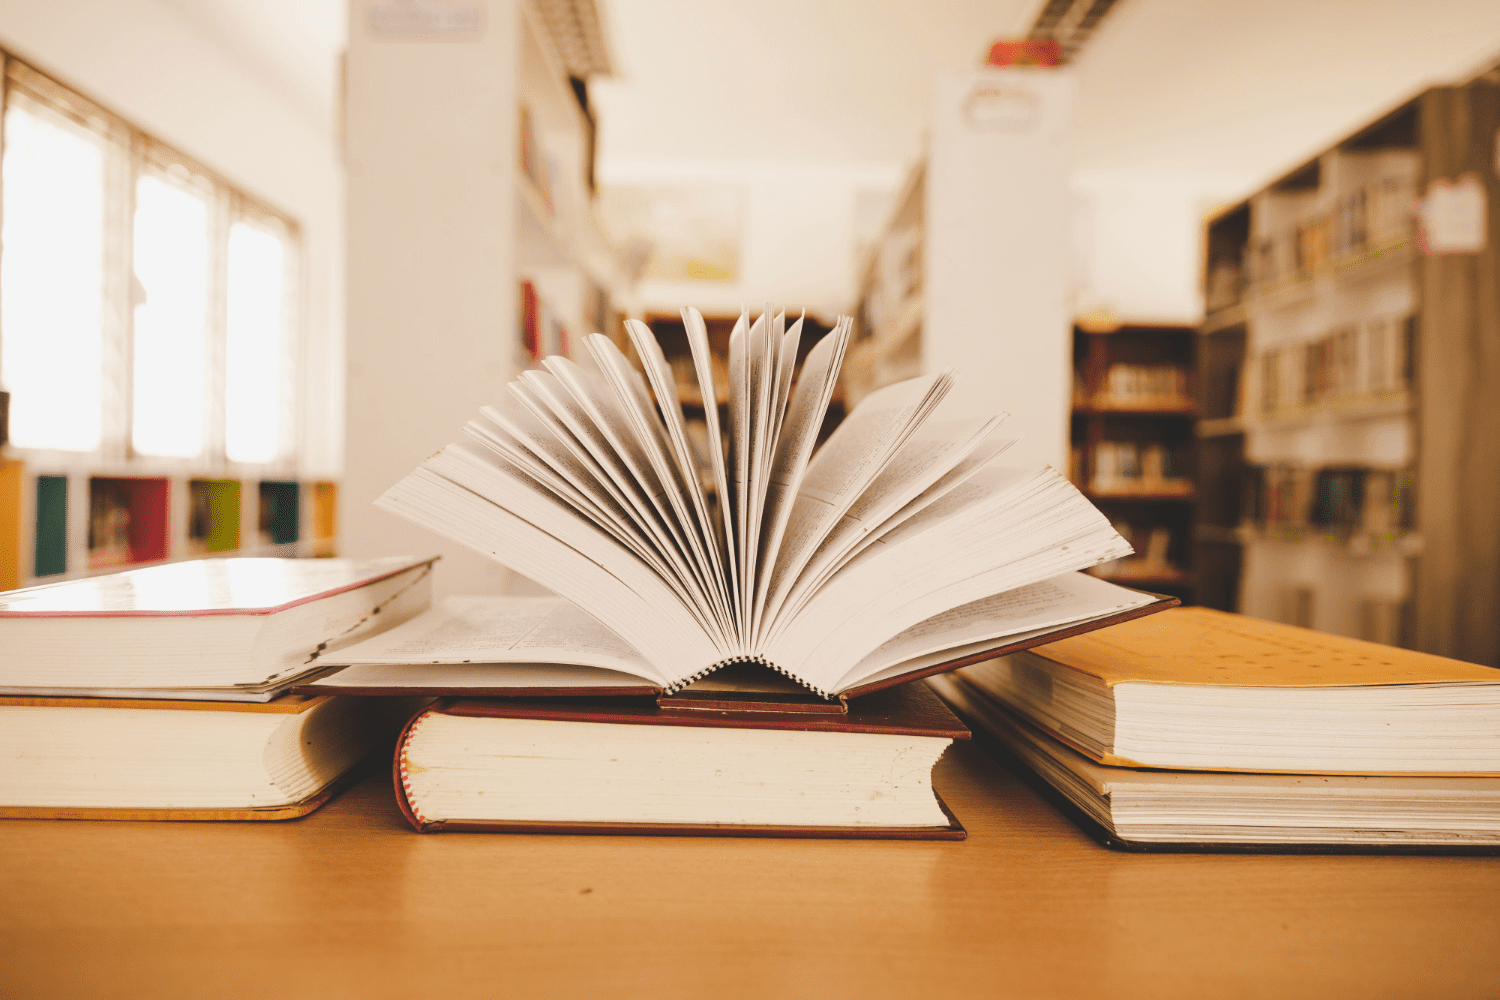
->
xmin=1193 ymin=69 xmax=1500 ymax=666
xmin=1069 ymin=320 xmax=1198 ymax=601
xmin=0 ymin=448 xmax=338 ymax=592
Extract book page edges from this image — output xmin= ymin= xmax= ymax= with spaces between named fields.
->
xmin=0 ymin=771 xmax=351 ymax=821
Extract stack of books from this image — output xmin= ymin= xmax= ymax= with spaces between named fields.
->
xmin=293 ymin=305 xmax=1181 ymax=837
xmin=0 ymin=556 xmax=435 ymax=820
xmin=929 ymin=607 xmax=1500 ymax=852
xmin=1 ymin=304 xmax=1179 ymax=835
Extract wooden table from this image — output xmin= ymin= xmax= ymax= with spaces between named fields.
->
xmin=2 ymin=740 xmax=1496 ymax=999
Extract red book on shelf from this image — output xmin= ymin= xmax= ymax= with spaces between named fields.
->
xmin=520 ymin=279 xmax=540 ymax=361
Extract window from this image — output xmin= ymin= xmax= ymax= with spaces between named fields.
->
xmin=0 ymin=56 xmax=300 ymax=466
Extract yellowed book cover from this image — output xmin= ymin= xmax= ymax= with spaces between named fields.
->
xmin=1028 ymin=606 xmax=1496 ymax=688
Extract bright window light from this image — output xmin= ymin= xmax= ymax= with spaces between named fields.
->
xmin=0 ymin=103 xmax=105 ymax=451
xmin=132 ymin=174 xmax=209 ymax=458
xmin=224 ymin=222 xmax=286 ymax=464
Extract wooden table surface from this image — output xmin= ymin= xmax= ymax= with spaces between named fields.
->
xmin=2 ymin=740 xmax=1496 ymax=1000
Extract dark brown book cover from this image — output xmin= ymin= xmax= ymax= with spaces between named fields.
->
xmin=393 ymin=681 xmax=970 ymax=838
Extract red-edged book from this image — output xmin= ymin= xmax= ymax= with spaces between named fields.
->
xmin=393 ymin=680 xmax=970 ymax=838
xmin=0 ymin=556 xmax=436 ymax=702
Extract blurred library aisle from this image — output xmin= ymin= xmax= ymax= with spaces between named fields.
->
xmin=0 ymin=0 xmax=1498 ymax=662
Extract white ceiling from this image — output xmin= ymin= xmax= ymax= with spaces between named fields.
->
xmin=155 ymin=0 xmax=346 ymax=132
xmin=157 ymin=0 xmax=1500 ymax=197
xmin=589 ymin=0 xmax=1039 ymax=168
xmin=1073 ymin=0 xmax=1500 ymax=188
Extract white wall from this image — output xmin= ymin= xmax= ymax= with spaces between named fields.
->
xmin=0 ymin=0 xmax=345 ymax=478
xmin=342 ymin=0 xmax=522 ymax=597
xmin=601 ymin=160 xmax=903 ymax=320
xmin=1071 ymin=169 xmax=1255 ymax=325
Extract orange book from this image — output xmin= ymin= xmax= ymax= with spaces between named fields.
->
xmin=956 ymin=607 xmax=1500 ymax=775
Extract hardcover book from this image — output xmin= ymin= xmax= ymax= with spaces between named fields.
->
xmin=954 ymin=606 xmax=1500 ymax=775
xmin=930 ymin=673 xmax=1500 ymax=853
xmin=0 ymin=693 xmax=425 ymax=819
xmin=393 ymin=681 xmax=970 ymax=837
xmin=0 ymin=556 xmax=436 ymax=701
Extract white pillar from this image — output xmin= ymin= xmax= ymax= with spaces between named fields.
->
xmin=343 ymin=0 xmax=521 ymax=595
xmin=924 ymin=68 xmax=1073 ymax=472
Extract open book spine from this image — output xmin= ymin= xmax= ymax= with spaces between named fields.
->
xmin=661 ymin=590 xmax=1180 ymax=709
xmin=664 ymin=653 xmax=808 ymax=695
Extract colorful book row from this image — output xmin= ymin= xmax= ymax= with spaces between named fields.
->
xmin=0 ymin=466 xmax=338 ymax=590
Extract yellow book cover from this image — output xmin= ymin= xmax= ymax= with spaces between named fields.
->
xmin=1027 ymin=606 xmax=1496 ymax=688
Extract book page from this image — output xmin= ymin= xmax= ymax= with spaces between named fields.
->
xmin=317 ymin=595 xmax=661 ymax=681
xmin=682 ymin=307 xmax=739 ymax=628
xmin=759 ymin=372 xmax=951 ymax=633
xmin=832 ymin=573 xmax=1159 ymax=692
xmin=508 ymin=376 xmax=674 ymax=553
xmin=444 ymin=442 xmax=730 ymax=644
xmin=762 ymin=411 xmax=1009 ymax=636
xmin=415 ymin=444 xmax=730 ymax=665
xmin=377 ymin=466 xmax=720 ymax=681
xmin=516 ymin=366 xmax=716 ymax=627
xmin=749 ymin=319 xmax=849 ymax=640
xmin=765 ymin=467 xmax=1131 ymax=691
xmin=464 ymin=411 xmax=653 ymax=565
xmin=612 ymin=325 xmax=733 ymax=632
xmin=726 ymin=310 xmax=751 ymax=627
xmin=310 ymin=661 xmax=657 ymax=692
xmin=741 ymin=309 xmax=774 ymax=626
xmin=585 ymin=334 xmax=731 ymax=634
xmin=543 ymin=356 xmax=702 ymax=571
xmin=765 ymin=313 xmax=803 ymax=479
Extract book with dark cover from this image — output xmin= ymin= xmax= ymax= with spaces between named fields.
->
xmin=394 ymin=681 xmax=970 ymax=838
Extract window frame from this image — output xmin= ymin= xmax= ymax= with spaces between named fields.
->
xmin=0 ymin=51 xmax=303 ymax=477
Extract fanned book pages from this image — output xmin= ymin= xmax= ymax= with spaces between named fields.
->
xmin=323 ymin=307 xmax=1174 ymax=701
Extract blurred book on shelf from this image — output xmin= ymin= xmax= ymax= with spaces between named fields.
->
xmin=1090 ymin=363 xmax=1192 ymax=411
xmin=1241 ymin=151 xmax=1417 ymax=295
xmin=1243 ymin=464 xmax=1413 ymax=545
xmin=518 ymin=278 xmax=572 ymax=365
xmin=1257 ymin=315 xmax=1412 ymax=416
xmin=1089 ymin=523 xmax=1180 ymax=584
xmin=1090 ymin=441 xmax=1192 ymax=496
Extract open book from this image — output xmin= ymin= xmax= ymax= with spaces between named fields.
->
xmin=320 ymin=307 xmax=1173 ymax=701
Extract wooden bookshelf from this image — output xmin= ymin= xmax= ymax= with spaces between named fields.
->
xmin=1193 ymin=70 xmax=1500 ymax=666
xmin=1070 ymin=322 xmax=1198 ymax=602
